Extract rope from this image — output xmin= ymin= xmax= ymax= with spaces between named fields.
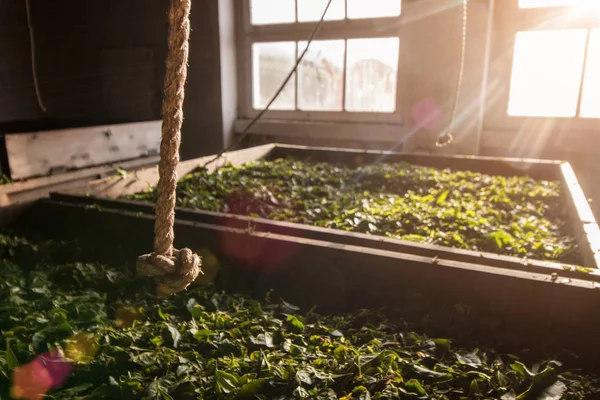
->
xmin=436 ymin=0 xmax=468 ymax=148
xmin=137 ymin=0 xmax=202 ymax=297
xmin=25 ymin=0 xmax=47 ymax=113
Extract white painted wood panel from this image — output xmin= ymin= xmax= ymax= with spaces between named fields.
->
xmin=5 ymin=120 xmax=162 ymax=180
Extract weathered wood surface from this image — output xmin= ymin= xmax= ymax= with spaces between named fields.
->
xmin=560 ymin=163 xmax=600 ymax=269
xmin=0 ymin=156 xmax=159 ymax=207
xmin=61 ymin=144 xmax=276 ymax=198
xmin=5 ymin=120 xmax=162 ymax=180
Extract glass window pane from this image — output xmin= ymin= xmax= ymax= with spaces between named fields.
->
xmin=252 ymin=42 xmax=296 ymax=110
xmin=297 ymin=0 xmax=345 ymax=22
xmin=297 ymin=40 xmax=345 ymax=111
xmin=581 ymin=29 xmax=600 ymax=118
xmin=347 ymin=0 xmax=401 ymax=19
xmin=507 ymin=29 xmax=587 ymax=117
xmin=345 ymin=38 xmax=399 ymax=112
xmin=250 ymin=0 xmax=295 ymax=25
xmin=519 ymin=0 xmax=597 ymax=8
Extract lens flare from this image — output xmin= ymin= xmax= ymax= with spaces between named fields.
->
xmin=194 ymin=247 xmax=220 ymax=285
xmin=115 ymin=305 xmax=144 ymax=328
xmin=65 ymin=333 xmax=99 ymax=364
xmin=11 ymin=349 xmax=72 ymax=400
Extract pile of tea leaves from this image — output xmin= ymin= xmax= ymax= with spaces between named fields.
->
xmin=128 ymin=158 xmax=578 ymax=263
xmin=1 ymin=233 xmax=598 ymax=400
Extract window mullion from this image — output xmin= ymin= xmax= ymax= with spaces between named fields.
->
xmin=294 ymin=41 xmax=299 ymax=111
xmin=246 ymin=17 xmax=403 ymax=39
xmin=342 ymin=39 xmax=348 ymax=111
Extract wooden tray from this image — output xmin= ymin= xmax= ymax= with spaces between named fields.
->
xmin=55 ymin=143 xmax=600 ymax=269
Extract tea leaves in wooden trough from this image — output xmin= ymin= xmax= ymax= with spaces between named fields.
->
xmin=0 ymin=232 xmax=598 ymax=399
xmin=129 ymin=158 xmax=580 ymax=263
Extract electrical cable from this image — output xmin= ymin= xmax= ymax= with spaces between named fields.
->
xmin=25 ymin=0 xmax=48 ymax=113
xmin=474 ymin=0 xmax=494 ymax=155
xmin=436 ymin=0 xmax=467 ymax=148
xmin=201 ymin=0 xmax=333 ymax=169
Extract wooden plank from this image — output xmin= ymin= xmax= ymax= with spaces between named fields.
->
xmin=5 ymin=120 xmax=162 ymax=180
xmin=60 ymin=143 xmax=276 ymax=199
xmin=560 ymin=162 xmax=600 ymax=269
xmin=0 ymin=156 xmax=159 ymax=207
xmin=234 ymin=119 xmax=407 ymax=143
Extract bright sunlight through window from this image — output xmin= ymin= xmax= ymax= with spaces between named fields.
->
xmin=508 ymin=0 xmax=600 ymax=118
xmin=249 ymin=0 xmax=402 ymax=115
xmin=250 ymin=0 xmax=401 ymax=25
xmin=508 ymin=30 xmax=587 ymax=117
xmin=252 ymin=38 xmax=400 ymax=112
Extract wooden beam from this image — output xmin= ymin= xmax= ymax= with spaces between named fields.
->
xmin=0 ymin=156 xmax=159 ymax=207
xmin=60 ymin=143 xmax=276 ymax=199
xmin=5 ymin=120 xmax=162 ymax=180
xmin=560 ymin=162 xmax=600 ymax=268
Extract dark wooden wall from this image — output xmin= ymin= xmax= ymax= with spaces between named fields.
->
xmin=0 ymin=0 xmax=170 ymax=132
xmin=0 ymin=0 xmax=226 ymax=173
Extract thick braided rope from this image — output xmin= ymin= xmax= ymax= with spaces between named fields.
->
xmin=137 ymin=0 xmax=202 ymax=297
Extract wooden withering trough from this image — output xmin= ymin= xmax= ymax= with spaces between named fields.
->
xmin=55 ymin=143 xmax=600 ymax=272
xmin=8 ymin=143 xmax=600 ymax=365
xmin=9 ymin=195 xmax=600 ymax=367
xmin=0 ymin=156 xmax=159 ymax=226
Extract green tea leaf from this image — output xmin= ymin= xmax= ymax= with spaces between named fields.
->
xmin=166 ymin=323 xmax=181 ymax=348
xmin=405 ymin=379 xmax=427 ymax=396
xmin=456 ymin=350 xmax=482 ymax=367
xmin=412 ymin=364 xmax=453 ymax=381
xmin=295 ymin=368 xmax=313 ymax=386
xmin=216 ymin=370 xmax=240 ymax=394
xmin=238 ymin=378 xmax=268 ymax=397
xmin=436 ymin=190 xmax=449 ymax=205
xmin=6 ymin=341 xmax=18 ymax=370
xmin=287 ymin=315 xmax=305 ymax=333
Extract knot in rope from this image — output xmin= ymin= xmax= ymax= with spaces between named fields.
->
xmin=137 ymin=248 xmax=202 ymax=297
xmin=137 ymin=0 xmax=203 ymax=296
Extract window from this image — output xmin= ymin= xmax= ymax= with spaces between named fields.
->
xmin=250 ymin=0 xmax=400 ymax=24
xmin=505 ymin=0 xmax=600 ymax=119
xmin=239 ymin=0 xmax=403 ymax=124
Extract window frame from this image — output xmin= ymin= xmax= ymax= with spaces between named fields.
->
xmin=235 ymin=0 xmax=406 ymax=126
xmin=484 ymin=0 xmax=600 ymax=132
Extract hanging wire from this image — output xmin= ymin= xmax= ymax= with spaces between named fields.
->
xmin=436 ymin=0 xmax=468 ymax=148
xmin=25 ymin=0 xmax=48 ymax=113
xmin=200 ymin=0 xmax=333 ymax=169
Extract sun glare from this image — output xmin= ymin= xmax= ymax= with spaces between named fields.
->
xmin=508 ymin=0 xmax=600 ymax=118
